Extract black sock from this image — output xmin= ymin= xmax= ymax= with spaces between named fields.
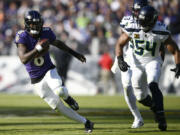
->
xmin=139 ymin=95 xmax=153 ymax=107
xmin=149 ymin=82 xmax=164 ymax=112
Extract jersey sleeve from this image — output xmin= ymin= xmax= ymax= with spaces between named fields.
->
xmin=152 ymin=22 xmax=171 ymax=42
xmin=120 ymin=16 xmax=132 ymax=32
xmin=14 ymin=30 xmax=27 ymax=45
xmin=123 ymin=22 xmax=136 ymax=38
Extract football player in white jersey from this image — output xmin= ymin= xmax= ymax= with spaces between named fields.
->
xmin=112 ymin=0 xmax=153 ymax=128
xmin=115 ymin=5 xmax=180 ymax=131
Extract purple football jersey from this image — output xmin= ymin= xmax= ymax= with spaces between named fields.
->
xmin=15 ymin=27 xmax=56 ymax=79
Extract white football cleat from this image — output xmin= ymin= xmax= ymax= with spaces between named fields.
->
xmin=131 ymin=120 xmax=144 ymax=128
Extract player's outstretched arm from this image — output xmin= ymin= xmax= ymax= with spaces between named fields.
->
xmin=51 ymin=39 xmax=86 ymax=63
xmin=115 ymin=32 xmax=131 ymax=72
xmin=164 ymin=35 xmax=180 ymax=78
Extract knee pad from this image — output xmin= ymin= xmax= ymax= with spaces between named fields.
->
xmin=54 ymin=86 xmax=69 ymax=99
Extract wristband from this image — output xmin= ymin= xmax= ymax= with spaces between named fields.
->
xmin=35 ymin=44 xmax=43 ymax=52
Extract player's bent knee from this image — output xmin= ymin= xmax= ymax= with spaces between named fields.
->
xmin=149 ymin=82 xmax=163 ymax=99
xmin=133 ymin=87 xmax=148 ymax=101
xmin=149 ymin=82 xmax=159 ymax=91
xmin=138 ymin=95 xmax=152 ymax=107
xmin=54 ymin=86 xmax=69 ymax=99
xmin=43 ymin=95 xmax=60 ymax=110
xmin=149 ymin=82 xmax=162 ymax=94
xmin=136 ymin=94 xmax=147 ymax=101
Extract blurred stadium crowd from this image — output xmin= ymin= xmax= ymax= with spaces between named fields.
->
xmin=0 ymin=0 xmax=180 ymax=56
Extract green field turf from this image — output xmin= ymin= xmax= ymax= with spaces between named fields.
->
xmin=0 ymin=94 xmax=180 ymax=135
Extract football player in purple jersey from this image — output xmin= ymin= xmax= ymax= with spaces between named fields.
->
xmin=15 ymin=10 xmax=93 ymax=133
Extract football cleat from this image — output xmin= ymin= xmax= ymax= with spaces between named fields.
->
xmin=158 ymin=120 xmax=167 ymax=131
xmin=85 ymin=119 xmax=94 ymax=133
xmin=131 ymin=119 xmax=144 ymax=128
xmin=64 ymin=96 xmax=79 ymax=111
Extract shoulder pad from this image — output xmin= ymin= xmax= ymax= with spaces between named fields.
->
xmin=17 ymin=30 xmax=25 ymax=35
xmin=123 ymin=15 xmax=133 ymax=21
xmin=43 ymin=27 xmax=51 ymax=31
xmin=123 ymin=21 xmax=141 ymax=35
xmin=152 ymin=21 xmax=170 ymax=35
xmin=120 ymin=15 xmax=134 ymax=28
xmin=15 ymin=30 xmax=26 ymax=43
xmin=16 ymin=30 xmax=26 ymax=39
xmin=125 ymin=20 xmax=137 ymax=29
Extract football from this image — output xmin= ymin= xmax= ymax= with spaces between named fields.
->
xmin=35 ymin=38 xmax=50 ymax=57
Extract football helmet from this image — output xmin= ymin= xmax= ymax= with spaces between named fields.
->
xmin=24 ymin=10 xmax=44 ymax=36
xmin=138 ymin=6 xmax=158 ymax=32
xmin=132 ymin=0 xmax=148 ymax=19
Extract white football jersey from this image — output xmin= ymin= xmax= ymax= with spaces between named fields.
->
xmin=111 ymin=15 xmax=136 ymax=73
xmin=120 ymin=15 xmax=135 ymax=63
xmin=123 ymin=21 xmax=170 ymax=66
xmin=111 ymin=15 xmax=135 ymax=73
xmin=120 ymin=15 xmax=134 ymax=32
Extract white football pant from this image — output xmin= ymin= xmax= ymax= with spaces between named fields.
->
xmin=131 ymin=60 xmax=161 ymax=101
xmin=121 ymin=68 xmax=143 ymax=122
xmin=111 ymin=57 xmax=143 ymax=122
xmin=33 ymin=68 xmax=86 ymax=123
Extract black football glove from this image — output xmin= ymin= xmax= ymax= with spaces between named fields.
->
xmin=117 ymin=56 xmax=130 ymax=72
xmin=75 ymin=53 xmax=86 ymax=63
xmin=170 ymin=63 xmax=180 ymax=78
xmin=69 ymin=49 xmax=86 ymax=63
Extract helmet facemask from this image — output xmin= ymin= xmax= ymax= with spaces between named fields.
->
xmin=138 ymin=6 xmax=158 ymax=32
xmin=24 ymin=10 xmax=44 ymax=37
xmin=132 ymin=0 xmax=148 ymax=20
xmin=132 ymin=3 xmax=141 ymax=19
